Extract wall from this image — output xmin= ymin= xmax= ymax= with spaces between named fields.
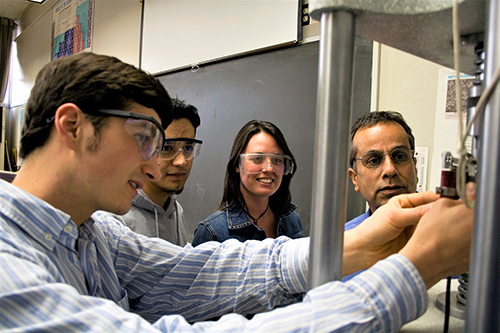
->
xmin=92 ymin=0 xmax=142 ymax=67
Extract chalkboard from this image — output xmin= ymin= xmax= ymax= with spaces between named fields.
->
xmin=158 ymin=39 xmax=372 ymax=242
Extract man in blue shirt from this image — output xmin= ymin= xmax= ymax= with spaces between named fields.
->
xmin=0 ymin=53 xmax=473 ymax=332
xmin=346 ymin=111 xmax=419 ymax=230
xmin=344 ymin=111 xmax=418 ymax=280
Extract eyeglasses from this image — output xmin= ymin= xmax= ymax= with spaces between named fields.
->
xmin=160 ymin=137 xmax=203 ymax=160
xmin=239 ymin=153 xmax=294 ymax=175
xmin=94 ymin=109 xmax=165 ymax=160
xmin=356 ymin=147 xmax=414 ymax=169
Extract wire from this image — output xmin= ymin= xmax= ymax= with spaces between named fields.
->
xmin=453 ymin=0 xmax=463 ymax=157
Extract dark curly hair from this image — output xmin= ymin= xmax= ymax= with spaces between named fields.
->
xmin=171 ymin=97 xmax=201 ymax=132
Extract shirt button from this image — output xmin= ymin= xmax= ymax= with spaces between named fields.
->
xmin=44 ymin=233 xmax=53 ymax=241
xmin=64 ymin=225 xmax=73 ymax=233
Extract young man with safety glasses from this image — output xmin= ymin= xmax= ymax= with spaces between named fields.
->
xmin=0 ymin=52 xmax=474 ymax=332
xmin=110 ymin=98 xmax=202 ymax=245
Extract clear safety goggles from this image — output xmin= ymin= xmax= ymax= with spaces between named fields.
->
xmin=95 ymin=109 xmax=165 ymax=160
xmin=239 ymin=153 xmax=294 ymax=175
xmin=160 ymin=137 xmax=203 ymax=160
xmin=356 ymin=147 xmax=414 ymax=169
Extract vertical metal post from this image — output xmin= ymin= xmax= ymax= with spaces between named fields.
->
xmin=307 ymin=10 xmax=355 ymax=290
xmin=466 ymin=0 xmax=500 ymax=331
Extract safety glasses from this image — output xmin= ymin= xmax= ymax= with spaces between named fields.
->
xmin=160 ymin=137 xmax=203 ymax=160
xmin=95 ymin=109 xmax=165 ymax=160
xmin=239 ymin=153 xmax=294 ymax=175
xmin=356 ymin=147 xmax=414 ymax=169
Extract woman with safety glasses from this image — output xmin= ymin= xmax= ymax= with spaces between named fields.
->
xmin=192 ymin=120 xmax=303 ymax=246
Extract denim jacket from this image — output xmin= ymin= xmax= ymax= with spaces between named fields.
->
xmin=192 ymin=203 xmax=303 ymax=246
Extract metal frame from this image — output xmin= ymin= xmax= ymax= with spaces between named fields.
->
xmin=308 ymin=0 xmax=499 ymax=330
xmin=466 ymin=1 xmax=500 ymax=331
xmin=308 ymin=10 xmax=355 ymax=289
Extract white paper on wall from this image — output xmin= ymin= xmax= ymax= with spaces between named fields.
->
xmin=415 ymin=146 xmax=428 ymax=192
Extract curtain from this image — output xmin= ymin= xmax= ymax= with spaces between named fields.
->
xmin=1 ymin=17 xmax=16 ymax=103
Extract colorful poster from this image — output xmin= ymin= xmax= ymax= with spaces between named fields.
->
xmin=51 ymin=0 xmax=93 ymax=60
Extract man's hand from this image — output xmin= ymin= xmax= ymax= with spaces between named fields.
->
xmin=343 ymin=191 xmax=440 ymax=276
xmin=399 ymin=197 xmax=474 ymax=288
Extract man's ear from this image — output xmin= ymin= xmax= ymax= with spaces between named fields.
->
xmin=53 ymin=103 xmax=85 ymax=150
xmin=348 ymin=167 xmax=360 ymax=192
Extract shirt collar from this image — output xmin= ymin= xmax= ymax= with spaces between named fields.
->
xmin=227 ymin=205 xmax=253 ymax=229
xmin=0 ymin=180 xmax=77 ymax=250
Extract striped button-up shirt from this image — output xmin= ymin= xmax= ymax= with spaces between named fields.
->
xmin=0 ymin=180 xmax=427 ymax=332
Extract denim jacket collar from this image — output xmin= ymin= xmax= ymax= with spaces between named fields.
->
xmin=226 ymin=203 xmax=297 ymax=230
